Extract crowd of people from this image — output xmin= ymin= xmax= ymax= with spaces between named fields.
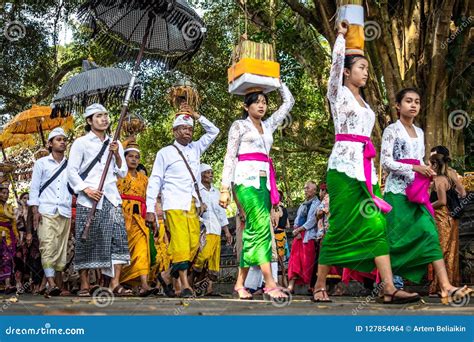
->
xmin=0 ymin=21 xmax=471 ymax=305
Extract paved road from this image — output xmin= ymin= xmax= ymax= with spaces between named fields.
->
xmin=1 ymin=293 xmax=472 ymax=316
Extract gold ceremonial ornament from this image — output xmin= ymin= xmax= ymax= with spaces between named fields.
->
xmin=122 ymin=112 xmax=146 ymax=138
xmin=168 ymin=79 xmax=200 ymax=116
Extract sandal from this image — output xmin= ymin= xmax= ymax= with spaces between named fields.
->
xmin=180 ymin=288 xmax=194 ymax=298
xmin=151 ymin=287 xmax=161 ymax=296
xmin=138 ymin=288 xmax=154 ymax=297
xmin=157 ymin=273 xmax=176 ymax=298
xmin=263 ymin=287 xmax=288 ymax=301
xmin=234 ymin=287 xmax=253 ymax=300
xmin=60 ymin=290 xmax=72 ymax=296
xmin=112 ymin=285 xmax=133 ymax=297
xmin=194 ymin=278 xmax=210 ymax=297
xmin=46 ymin=286 xmax=61 ymax=297
xmin=440 ymin=286 xmax=473 ymax=305
xmin=5 ymin=286 xmax=17 ymax=295
xmin=383 ymin=289 xmax=420 ymax=304
xmin=312 ymin=288 xmax=332 ymax=303
xmin=89 ymin=285 xmax=100 ymax=296
xmin=77 ymin=289 xmax=91 ymax=297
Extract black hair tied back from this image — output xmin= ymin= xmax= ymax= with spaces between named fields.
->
xmin=395 ymin=87 xmax=421 ymax=104
xmin=344 ymin=54 xmax=367 ymax=70
xmin=242 ymin=91 xmax=269 ymax=119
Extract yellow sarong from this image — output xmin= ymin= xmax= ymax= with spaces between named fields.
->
xmin=165 ymin=200 xmax=200 ymax=265
xmin=118 ymin=172 xmax=150 ymax=284
xmin=149 ymin=218 xmax=171 ymax=281
xmin=194 ymin=233 xmax=221 ymax=275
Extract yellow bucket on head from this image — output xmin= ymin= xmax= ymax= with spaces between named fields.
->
xmin=345 ymin=24 xmax=365 ymax=54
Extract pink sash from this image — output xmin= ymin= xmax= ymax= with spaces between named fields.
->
xmin=335 ymin=134 xmax=392 ymax=214
xmin=398 ymin=159 xmax=434 ymax=217
xmin=238 ymin=152 xmax=279 ymax=205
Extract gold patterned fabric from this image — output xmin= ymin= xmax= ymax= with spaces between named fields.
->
xmin=428 ymin=206 xmax=460 ymax=293
xmin=117 ymin=172 xmax=150 ymax=284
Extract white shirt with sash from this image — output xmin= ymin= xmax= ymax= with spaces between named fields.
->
xmin=146 ymin=116 xmax=219 ymax=212
xmin=67 ymin=131 xmax=127 ymax=210
xmin=28 ymin=154 xmax=72 ymax=218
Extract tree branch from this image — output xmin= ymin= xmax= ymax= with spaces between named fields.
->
xmin=35 ymin=57 xmax=85 ymax=102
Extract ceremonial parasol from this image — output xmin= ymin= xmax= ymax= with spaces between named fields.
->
xmin=51 ymin=59 xmax=142 ymax=118
xmin=0 ymin=130 xmax=35 ymax=228
xmin=5 ymin=104 xmax=73 ymax=146
xmin=78 ymin=0 xmax=206 ymax=240
xmin=0 ymin=130 xmax=35 ymax=150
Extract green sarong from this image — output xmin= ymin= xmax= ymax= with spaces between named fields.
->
xmin=384 ymin=192 xmax=443 ymax=283
xmin=235 ymin=177 xmax=272 ymax=268
xmin=319 ymin=169 xmax=389 ymax=272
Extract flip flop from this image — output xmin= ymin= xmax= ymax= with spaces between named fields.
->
xmin=311 ymin=288 xmax=332 ymax=303
xmin=441 ymin=286 xmax=473 ymax=305
xmin=263 ymin=287 xmax=289 ymax=301
xmin=234 ymin=287 xmax=253 ymax=300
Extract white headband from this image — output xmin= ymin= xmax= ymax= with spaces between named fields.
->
xmin=124 ymin=148 xmax=140 ymax=154
xmin=173 ymin=114 xmax=194 ymax=128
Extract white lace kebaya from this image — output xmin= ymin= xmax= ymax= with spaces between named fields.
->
xmin=381 ymin=120 xmax=425 ymax=195
xmin=221 ymin=83 xmax=294 ymax=190
xmin=326 ymin=34 xmax=377 ymax=185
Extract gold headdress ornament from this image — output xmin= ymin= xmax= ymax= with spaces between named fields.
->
xmin=122 ymin=112 xmax=146 ymax=140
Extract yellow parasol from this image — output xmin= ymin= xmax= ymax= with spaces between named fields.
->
xmin=0 ymin=130 xmax=34 ymax=224
xmin=0 ymin=130 xmax=35 ymax=150
xmin=5 ymin=104 xmax=73 ymax=146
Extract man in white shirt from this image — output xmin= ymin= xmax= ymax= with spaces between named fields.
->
xmin=67 ymin=103 xmax=130 ymax=297
xmin=145 ymin=104 xmax=219 ymax=298
xmin=28 ymin=127 xmax=71 ymax=296
xmin=192 ymin=164 xmax=231 ymax=295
